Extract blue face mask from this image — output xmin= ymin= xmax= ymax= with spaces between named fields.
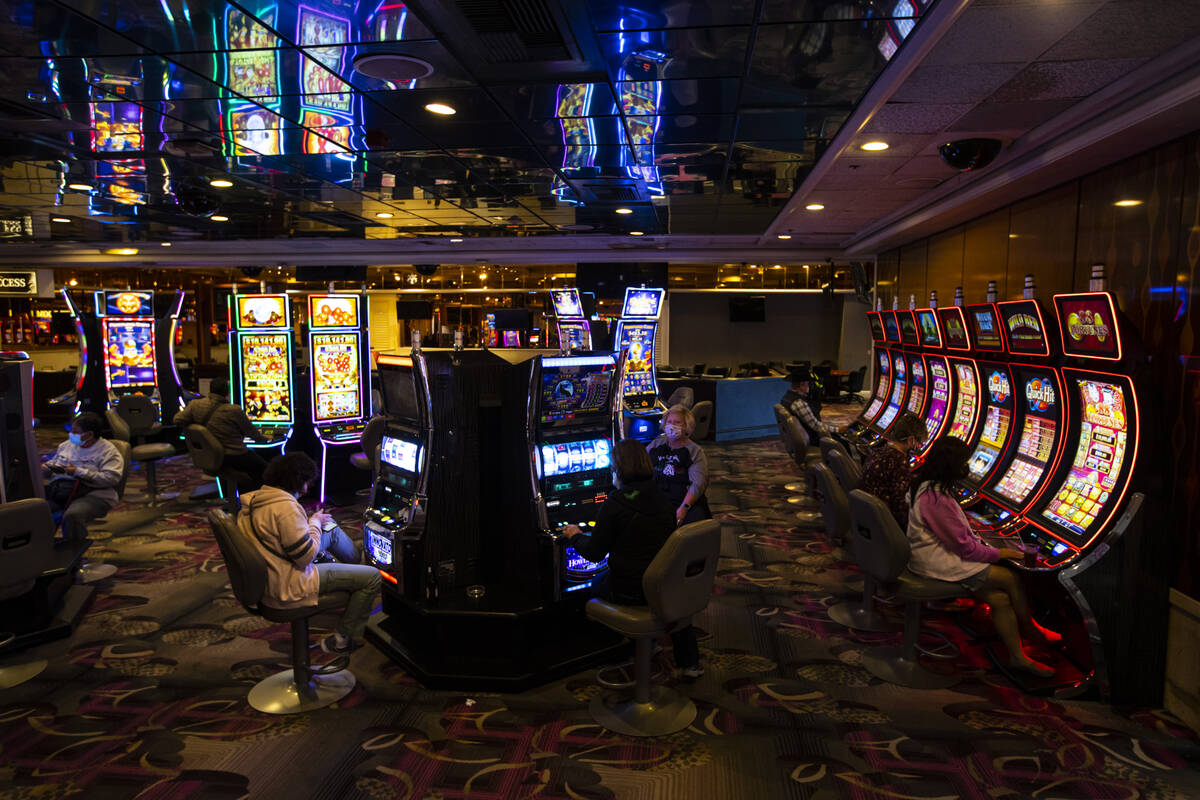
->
xmin=68 ymin=433 xmax=84 ymax=446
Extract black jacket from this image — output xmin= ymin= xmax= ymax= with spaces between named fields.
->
xmin=571 ymin=478 xmax=676 ymax=605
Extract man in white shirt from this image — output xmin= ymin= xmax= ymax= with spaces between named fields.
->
xmin=44 ymin=412 xmax=125 ymax=544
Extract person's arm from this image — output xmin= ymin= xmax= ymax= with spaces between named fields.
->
xmin=74 ymin=443 xmax=124 ymax=488
xmin=45 ymin=442 xmax=69 ymax=471
xmin=681 ymin=441 xmax=709 ymax=509
xmin=233 ymin=407 xmax=269 ymax=442
xmin=173 ymin=402 xmax=194 ymax=426
xmin=920 ymin=491 xmax=1000 ymax=562
xmin=790 ymin=397 xmax=832 ymax=436
xmin=276 ymin=501 xmax=322 ymax=569
xmin=568 ymin=502 xmax=619 ymax=563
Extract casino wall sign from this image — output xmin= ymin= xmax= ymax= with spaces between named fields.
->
xmin=0 ymin=271 xmax=36 ymax=296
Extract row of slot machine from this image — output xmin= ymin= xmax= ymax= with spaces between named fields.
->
xmin=848 ymin=286 xmax=1151 ymax=697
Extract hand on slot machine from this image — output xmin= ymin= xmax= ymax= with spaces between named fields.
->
xmin=997 ymin=547 xmax=1027 ymax=562
xmin=562 ymin=524 xmax=581 ymax=541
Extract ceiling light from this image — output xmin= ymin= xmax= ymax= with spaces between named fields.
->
xmin=479 ymin=271 xmax=487 ymax=280
xmin=68 ymin=182 xmax=93 ymax=191
xmin=375 ymin=211 xmax=394 ymax=218
xmin=68 ymin=278 xmax=78 ymax=286
xmin=209 ymin=178 xmax=234 ymax=188
xmin=424 ymin=102 xmax=456 ymax=116
xmin=211 ymin=214 xmax=229 ymax=222
xmin=51 ymin=217 xmax=70 ymax=223
xmin=450 ymin=238 xmax=463 ymax=243
xmin=629 ymin=231 xmax=644 ymax=236
xmin=1114 ymin=199 xmax=1143 ymax=207
xmin=104 ymin=248 xmax=138 ymax=256
xmin=772 ymin=264 xmax=782 ymax=269
xmin=161 ymin=242 xmax=172 ymax=247
xmin=615 ymin=207 xmax=633 ymax=215
xmin=1009 ymin=234 xmax=1019 ymax=239
xmin=860 ymin=141 xmax=889 ymax=151
xmin=777 ymin=234 xmax=791 ymax=240
xmin=805 ymin=203 xmax=825 ymax=211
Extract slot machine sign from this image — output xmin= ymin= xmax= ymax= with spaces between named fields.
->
xmin=105 ymin=291 xmax=153 ymax=317
xmin=999 ymin=300 xmax=1050 ymax=356
xmin=309 ymin=295 xmax=359 ymax=328
xmin=241 ymin=333 xmax=292 ymax=423
xmin=1055 ymin=293 xmax=1121 ymax=360
xmin=236 ymin=295 xmax=289 ymax=328
xmin=312 ymin=332 xmax=361 ymax=422
xmin=551 ymin=289 xmax=583 ymax=318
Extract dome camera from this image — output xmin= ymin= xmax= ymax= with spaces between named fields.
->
xmin=938 ymin=138 xmax=1003 ymax=172
xmin=414 ymin=264 xmax=438 ymax=276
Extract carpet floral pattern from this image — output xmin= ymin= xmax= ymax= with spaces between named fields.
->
xmin=3 ymin=423 xmax=1198 ymax=799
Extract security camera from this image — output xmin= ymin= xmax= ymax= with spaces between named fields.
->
xmin=414 ymin=264 xmax=438 ymax=276
xmin=938 ymin=138 xmax=1003 ymax=172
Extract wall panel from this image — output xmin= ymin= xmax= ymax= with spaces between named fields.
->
xmin=925 ymin=227 xmax=965 ymax=306
xmin=963 ymin=209 xmax=1011 ymax=300
xmin=1008 ymin=183 xmax=1079 ymax=299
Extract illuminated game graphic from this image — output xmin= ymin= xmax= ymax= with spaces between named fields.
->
xmin=91 ymin=101 xmax=142 ymax=152
xmin=922 ymin=358 xmax=951 ymax=445
xmin=864 ymin=349 xmax=891 ymax=421
xmin=618 ymin=322 xmax=657 ymax=404
xmin=301 ymin=111 xmax=352 ymax=154
xmin=552 ymin=289 xmax=583 ymax=318
xmin=882 ymin=312 xmax=900 ymax=342
xmin=240 ymin=334 xmax=292 ymax=423
xmin=105 ymin=291 xmax=152 ymax=316
xmin=558 ymin=321 xmax=589 ymax=351
xmin=540 ymin=438 xmax=612 ymax=477
xmin=503 ymin=330 xmax=521 ymax=347
xmin=967 ymin=369 xmax=1012 ymax=480
xmin=1056 ymin=294 xmax=1120 ymax=359
xmin=309 ymin=295 xmax=359 ymax=328
xmin=898 ymin=312 xmax=920 ymax=345
xmin=227 ymin=8 xmax=279 ymax=97
xmin=1040 ymin=380 xmax=1129 ymax=538
xmin=948 ymin=362 xmax=978 ymax=440
xmin=917 ymin=310 xmax=940 ymax=347
xmin=312 ymin=333 xmax=361 ymax=422
xmin=993 ymin=376 xmax=1059 ymax=504
xmin=299 ymin=8 xmax=352 ymax=112
xmin=622 ymin=288 xmax=664 ymax=319
xmin=1000 ymin=300 xmax=1049 ymax=355
xmin=380 ymin=436 xmax=420 ymax=473
xmin=875 ymin=352 xmax=908 ymax=430
xmin=937 ymin=308 xmax=970 ymax=350
xmin=541 ymin=360 xmax=614 ymax=423
xmin=867 ymin=312 xmax=885 ymax=341
xmin=237 ymin=295 xmax=289 ymax=328
xmin=969 ymin=305 xmax=1003 ymax=351
xmin=906 ymin=357 xmax=926 ymax=415
xmin=230 ymin=108 xmax=283 ymax=156
xmin=102 ymin=319 xmax=156 ymax=388
xmin=557 ymin=84 xmax=597 ymax=174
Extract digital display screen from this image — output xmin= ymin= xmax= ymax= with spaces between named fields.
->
xmin=105 ymin=291 xmax=153 ymax=317
xmin=875 ymin=352 xmax=908 ymax=431
xmin=552 ymin=289 xmax=583 ymax=318
xmin=236 ymin=295 xmax=289 ymax=329
xmin=240 ymin=333 xmax=292 ymax=423
xmin=91 ymin=101 xmax=143 ymax=153
xmin=622 ymin=287 xmax=664 ymax=319
xmin=503 ymin=330 xmax=521 ymax=347
xmin=968 ymin=304 xmax=1004 ymax=351
xmin=102 ymin=318 xmax=156 ymax=388
xmin=937 ymin=308 xmax=970 ymax=350
xmin=540 ymin=438 xmax=612 ymax=477
xmin=922 ymin=358 xmax=951 ymax=445
xmin=378 ymin=360 xmax=420 ymax=423
xmin=540 ymin=357 xmax=616 ymax=423
xmin=301 ymin=112 xmax=352 ymax=155
xmin=993 ymin=412 xmax=1058 ymax=506
xmin=999 ymin=300 xmax=1049 ymax=355
xmin=917 ymin=309 xmax=941 ymax=348
xmin=906 ymin=356 xmax=926 ymax=415
xmin=898 ymin=312 xmax=920 ymax=346
xmin=309 ymin=295 xmax=359 ymax=328
xmin=558 ymin=320 xmax=589 ymax=351
xmin=882 ymin=312 xmax=900 ymax=342
xmin=311 ymin=332 xmax=361 ymax=422
xmin=618 ymin=322 xmax=657 ymax=406
xmin=1039 ymin=379 xmax=1130 ymax=540
xmin=299 ymin=9 xmax=352 ymax=113
xmin=380 ymin=436 xmax=420 ymax=473
xmin=1056 ymin=294 xmax=1120 ymax=359
xmin=864 ymin=349 xmax=890 ymax=422
xmin=230 ymin=108 xmax=282 ymax=156
xmin=967 ymin=405 xmax=1012 ymax=480
xmin=948 ymin=361 xmax=978 ymax=440
xmin=227 ymin=8 xmax=278 ymax=97
xmin=867 ymin=312 xmax=885 ymax=341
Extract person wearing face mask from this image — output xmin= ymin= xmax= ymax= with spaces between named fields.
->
xmin=237 ymin=453 xmax=380 ymax=655
xmin=564 ymin=439 xmax=704 ymax=678
xmin=858 ymin=412 xmax=926 ymax=529
xmin=646 ymin=405 xmax=711 ymax=526
xmin=44 ymin=412 xmax=125 ymax=545
xmin=907 ymin=436 xmax=1061 ymax=678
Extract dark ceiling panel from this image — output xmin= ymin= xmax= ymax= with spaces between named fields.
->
xmin=595 ymin=29 xmax=749 ymax=81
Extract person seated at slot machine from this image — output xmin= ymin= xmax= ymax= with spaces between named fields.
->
xmin=175 ymin=377 xmax=270 ymax=489
xmin=859 ymin=412 xmax=927 ymax=529
xmin=563 ymin=439 xmax=704 ymax=679
xmin=781 ymin=369 xmax=847 ymax=445
xmin=43 ymin=412 xmax=125 ymax=545
xmin=239 ymin=453 xmax=381 ymax=656
xmin=646 ymin=405 xmax=712 ymax=526
xmin=906 ymin=437 xmax=1062 ymax=678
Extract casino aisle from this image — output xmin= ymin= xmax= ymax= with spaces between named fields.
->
xmin=4 ymin=421 xmax=1199 ymax=799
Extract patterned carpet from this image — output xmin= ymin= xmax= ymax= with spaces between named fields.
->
xmin=4 ymin=412 xmax=1199 ymax=800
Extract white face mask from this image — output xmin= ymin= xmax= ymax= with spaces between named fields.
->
xmin=664 ymin=423 xmax=684 ymax=439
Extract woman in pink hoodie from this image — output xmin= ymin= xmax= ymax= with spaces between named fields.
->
xmin=906 ymin=437 xmax=1060 ymax=678
xmin=238 ymin=453 xmax=380 ymax=654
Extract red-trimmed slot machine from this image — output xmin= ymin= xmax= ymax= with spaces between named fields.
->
xmin=848 ymin=310 xmax=896 ymax=436
xmin=912 ymin=308 xmax=954 ymax=458
xmin=868 ymin=310 xmax=918 ymax=438
xmin=937 ymin=306 xmax=982 ymax=452
xmin=898 ymin=311 xmax=930 ymax=427
xmin=953 ymin=302 xmax=1017 ymax=502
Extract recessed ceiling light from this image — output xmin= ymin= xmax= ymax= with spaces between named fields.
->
xmin=51 ymin=217 xmax=70 ymax=223
xmin=375 ymin=211 xmax=394 ymax=218
xmin=68 ymin=278 xmax=78 ymax=286
xmin=772 ymin=264 xmax=783 ymax=269
xmin=68 ymin=182 xmax=93 ymax=191
xmin=777 ymin=234 xmax=792 ymax=240
xmin=104 ymin=247 xmax=138 ymax=256
xmin=424 ymin=102 xmax=456 ymax=115
xmin=450 ymin=238 xmax=463 ymax=243
xmin=615 ymin=207 xmax=633 ymax=215
xmin=860 ymin=141 xmax=889 ymax=151
xmin=209 ymin=178 xmax=234 ymax=188
xmin=478 ymin=271 xmax=487 ymax=280
xmin=629 ymin=230 xmax=644 ymax=236
xmin=161 ymin=242 xmax=172 ymax=246
xmin=805 ymin=203 xmax=825 ymax=211
xmin=211 ymin=214 xmax=229 ymax=222
xmin=1114 ymin=199 xmax=1143 ymax=207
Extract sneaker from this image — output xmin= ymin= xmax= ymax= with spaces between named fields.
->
xmin=319 ymin=635 xmax=357 ymax=655
xmin=680 ymin=664 xmax=705 ymax=679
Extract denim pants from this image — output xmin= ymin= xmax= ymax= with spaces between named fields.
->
xmin=316 ymin=526 xmax=380 ymax=639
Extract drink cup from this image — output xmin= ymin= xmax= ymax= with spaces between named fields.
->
xmin=1022 ymin=542 xmax=1038 ymax=568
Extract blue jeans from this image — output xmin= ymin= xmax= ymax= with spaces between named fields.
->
xmin=316 ymin=526 xmax=379 ymax=639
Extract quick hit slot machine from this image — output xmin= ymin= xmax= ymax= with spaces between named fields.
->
xmin=228 ymin=293 xmax=294 ymax=450
xmin=614 ymin=286 xmax=666 ymax=442
xmin=551 ymin=288 xmax=592 ymax=352
xmin=913 ymin=308 xmax=953 ymax=455
xmin=307 ymin=293 xmax=371 ymax=502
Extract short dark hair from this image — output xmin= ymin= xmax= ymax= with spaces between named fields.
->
xmin=262 ymin=453 xmax=317 ymax=495
xmin=73 ymin=412 xmax=104 ymax=436
xmin=210 ymin=377 xmax=230 ymax=396
xmin=888 ymin=412 xmax=927 ymax=444
xmin=909 ymin=436 xmax=970 ymax=505
xmin=613 ymin=439 xmax=653 ymax=483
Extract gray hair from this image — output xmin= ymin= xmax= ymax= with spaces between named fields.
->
xmin=664 ymin=404 xmax=695 ymax=436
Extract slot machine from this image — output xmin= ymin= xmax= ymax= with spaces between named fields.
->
xmin=899 ymin=311 xmax=930 ymax=424
xmin=952 ymin=302 xmax=1016 ymax=501
xmin=912 ymin=308 xmax=954 ymax=457
xmin=307 ymin=293 xmax=371 ymax=502
xmin=228 ymin=293 xmax=295 ymax=451
xmin=870 ymin=310 xmax=919 ymax=437
xmin=847 ymin=310 xmax=892 ymax=435
xmin=614 ymin=286 xmax=666 ymax=442
xmin=0 ymin=352 xmax=42 ymax=502
xmin=550 ymin=288 xmax=592 ymax=352
xmin=528 ymin=353 xmax=620 ymax=599
xmin=937 ymin=306 xmax=982 ymax=449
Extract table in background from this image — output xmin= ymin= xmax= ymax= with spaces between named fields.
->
xmin=659 ymin=376 xmax=789 ymax=441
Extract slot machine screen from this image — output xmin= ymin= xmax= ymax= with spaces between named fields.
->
xmin=240 ymin=333 xmax=292 ymax=423
xmin=906 ymin=356 xmax=926 ymax=415
xmin=236 ymin=295 xmax=289 ymax=328
xmin=968 ymin=305 xmax=1004 ymax=352
xmin=898 ymin=312 xmax=920 ymax=346
xmin=91 ymin=100 xmax=143 ymax=152
xmin=540 ymin=358 xmax=616 ymax=423
xmin=558 ymin=321 xmax=589 ymax=351
xmin=937 ymin=308 xmax=970 ymax=350
xmin=102 ymin=318 xmax=156 ymax=388
xmin=966 ymin=368 xmax=1013 ymax=481
xmin=1038 ymin=379 xmax=1130 ymax=543
xmin=377 ymin=433 xmax=421 ymax=495
xmin=917 ymin=309 xmax=941 ymax=348
xmin=947 ymin=362 xmax=978 ymax=440
xmin=617 ymin=322 xmax=657 ymax=407
xmin=378 ymin=361 xmax=421 ymax=423
xmin=380 ymin=435 xmax=420 ymax=474
xmin=104 ymin=291 xmax=153 ymax=317
xmin=1055 ymin=294 xmax=1121 ymax=360
xmin=622 ymin=287 xmax=664 ymax=319
xmin=864 ymin=349 xmax=891 ymax=421
xmin=999 ymin=300 xmax=1049 ymax=356
xmin=552 ymin=289 xmax=583 ymax=318
xmin=882 ymin=312 xmax=901 ymax=342
xmin=867 ymin=312 xmax=885 ymax=342
xmin=539 ymin=438 xmax=612 ymax=477
xmin=922 ymin=358 xmax=951 ymax=445
xmin=875 ymin=352 xmax=908 ymax=430
xmin=308 ymin=295 xmax=359 ymax=328
xmin=991 ymin=372 xmax=1060 ymax=505
xmin=311 ymin=332 xmax=361 ymax=422
xmin=502 ymin=330 xmax=521 ymax=347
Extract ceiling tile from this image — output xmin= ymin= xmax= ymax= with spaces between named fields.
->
xmin=1040 ymin=0 xmax=1200 ymax=61
xmin=890 ymin=62 xmax=1025 ymax=104
xmin=862 ymin=103 xmax=975 ymax=135
xmin=987 ymin=57 xmax=1151 ymax=103
xmin=945 ymin=99 xmax=1078 ymax=133
xmin=920 ymin=2 xmax=1106 ymax=66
